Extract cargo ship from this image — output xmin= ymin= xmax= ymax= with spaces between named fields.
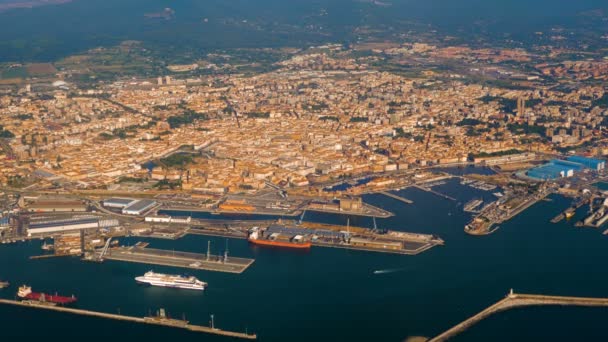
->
xmin=17 ymin=285 xmax=77 ymax=305
xmin=248 ymin=226 xmax=311 ymax=249
xmin=136 ymin=271 xmax=206 ymax=291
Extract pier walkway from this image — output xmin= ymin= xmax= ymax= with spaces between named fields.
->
xmin=428 ymin=290 xmax=608 ymax=342
xmin=0 ymin=299 xmax=256 ymax=340
xmin=379 ymin=192 xmax=414 ymax=204
xmin=412 ymin=185 xmax=456 ymax=201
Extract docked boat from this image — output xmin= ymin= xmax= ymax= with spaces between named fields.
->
xmin=248 ymin=226 xmax=312 ymax=249
xmin=565 ymin=209 xmax=575 ymax=219
xmin=0 ymin=281 xmax=8 ymax=289
xmin=135 ymin=271 xmax=206 ymax=291
xmin=17 ymin=285 xmax=77 ymax=305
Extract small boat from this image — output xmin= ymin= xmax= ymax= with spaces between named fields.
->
xmin=0 ymin=281 xmax=9 ymax=289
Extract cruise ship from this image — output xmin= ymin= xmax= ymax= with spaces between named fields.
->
xmin=135 ymin=271 xmax=207 ymax=291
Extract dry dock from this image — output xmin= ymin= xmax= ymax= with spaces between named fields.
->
xmin=427 ymin=290 xmax=608 ymax=342
xmin=94 ymin=246 xmax=254 ymax=274
xmin=0 ymin=299 xmax=256 ymax=340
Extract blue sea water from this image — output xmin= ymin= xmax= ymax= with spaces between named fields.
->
xmin=1 ymin=178 xmax=607 ymax=341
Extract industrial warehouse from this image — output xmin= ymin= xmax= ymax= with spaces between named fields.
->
xmin=526 ymin=155 xmax=605 ymax=180
xmin=102 ymin=198 xmax=158 ymax=216
xmin=27 ymin=216 xmax=119 ymax=236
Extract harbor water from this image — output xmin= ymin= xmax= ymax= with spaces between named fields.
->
xmin=1 ymin=175 xmax=608 ymax=341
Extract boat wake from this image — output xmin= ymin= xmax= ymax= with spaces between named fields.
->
xmin=373 ymin=268 xmax=407 ymax=275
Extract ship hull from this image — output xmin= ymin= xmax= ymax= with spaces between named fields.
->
xmin=21 ymin=292 xmax=77 ymax=305
xmin=249 ymin=238 xmax=311 ymax=249
xmin=135 ymin=278 xmax=205 ymax=291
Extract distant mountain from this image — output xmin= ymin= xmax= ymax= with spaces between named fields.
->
xmin=0 ymin=0 xmax=606 ymax=62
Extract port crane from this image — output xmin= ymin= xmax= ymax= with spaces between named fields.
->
xmin=298 ymin=210 xmax=306 ymax=225
xmin=98 ymin=237 xmax=112 ymax=261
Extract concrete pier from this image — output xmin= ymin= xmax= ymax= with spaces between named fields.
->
xmin=94 ymin=246 xmax=254 ymax=274
xmin=427 ymin=290 xmax=608 ymax=342
xmin=0 ymin=299 xmax=256 ymax=340
xmin=379 ymin=191 xmax=414 ymax=204
xmin=412 ymin=185 xmax=456 ymax=201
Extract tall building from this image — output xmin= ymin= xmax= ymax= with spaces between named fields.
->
xmin=165 ymin=76 xmax=171 ymax=85
xmin=157 ymin=77 xmax=163 ymax=85
xmin=517 ymin=97 xmax=526 ymax=117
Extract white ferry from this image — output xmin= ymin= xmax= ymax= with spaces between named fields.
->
xmin=135 ymin=271 xmax=207 ymax=291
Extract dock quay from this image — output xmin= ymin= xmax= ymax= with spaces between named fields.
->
xmin=29 ymin=254 xmax=73 ymax=260
xmin=550 ymin=213 xmax=565 ymax=223
xmin=186 ymin=221 xmax=443 ymax=256
xmin=0 ymin=299 xmax=256 ymax=340
xmin=465 ymin=190 xmax=550 ymax=235
xmin=427 ymin=290 xmax=608 ymax=342
xmin=379 ymin=191 xmax=414 ymax=204
xmin=412 ymin=185 xmax=456 ymax=201
xmin=583 ymin=204 xmax=608 ymax=228
xmin=188 ymin=226 xmax=249 ymax=239
xmin=463 ymin=199 xmax=483 ymax=213
xmin=305 ymin=204 xmax=393 ymax=218
xmin=92 ymin=245 xmax=254 ymax=274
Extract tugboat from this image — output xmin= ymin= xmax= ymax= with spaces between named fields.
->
xmin=17 ymin=285 xmax=77 ymax=305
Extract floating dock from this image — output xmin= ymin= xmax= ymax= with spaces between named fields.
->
xmin=0 ymin=299 xmax=256 ymax=340
xmin=93 ymin=245 xmax=254 ymax=274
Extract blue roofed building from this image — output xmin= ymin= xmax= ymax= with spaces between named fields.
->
xmin=526 ymin=155 xmax=606 ymax=180
xmin=527 ymin=160 xmax=577 ymax=180
xmin=566 ymin=155 xmax=605 ymax=171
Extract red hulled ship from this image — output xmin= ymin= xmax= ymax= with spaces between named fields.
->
xmin=18 ymin=285 xmax=77 ymax=305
